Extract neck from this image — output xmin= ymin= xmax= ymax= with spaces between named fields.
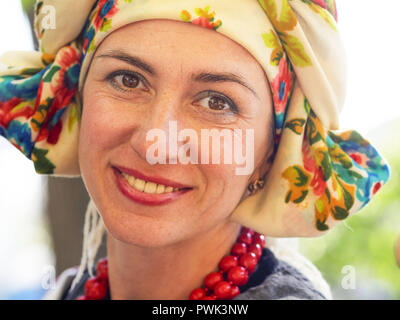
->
xmin=107 ymin=221 xmax=241 ymax=300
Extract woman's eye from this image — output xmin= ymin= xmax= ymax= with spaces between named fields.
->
xmin=106 ymin=71 xmax=147 ymax=91
xmin=196 ymin=91 xmax=238 ymax=113
xmin=120 ymin=74 xmax=139 ymax=88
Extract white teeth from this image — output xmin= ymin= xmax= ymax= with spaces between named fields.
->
xmin=144 ymin=181 xmax=157 ymax=194
xmin=134 ymin=178 xmax=145 ymax=192
xmin=121 ymin=172 xmax=181 ymax=194
xmin=156 ymin=184 xmax=165 ymax=194
xmin=127 ymin=175 xmax=135 ymax=186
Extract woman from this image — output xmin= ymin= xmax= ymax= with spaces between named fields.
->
xmin=0 ymin=0 xmax=390 ymax=300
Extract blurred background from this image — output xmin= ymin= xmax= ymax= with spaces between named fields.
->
xmin=0 ymin=0 xmax=399 ymax=299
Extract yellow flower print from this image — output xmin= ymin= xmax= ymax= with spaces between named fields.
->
xmin=180 ymin=6 xmax=222 ymax=30
xmin=194 ymin=6 xmax=216 ymax=20
xmin=262 ymin=31 xmax=284 ymax=66
xmin=259 ymin=0 xmax=312 ymax=67
xmin=329 ymin=144 xmax=353 ymax=169
xmin=180 ymin=10 xmax=192 ymax=22
xmin=284 ymin=118 xmax=306 ymax=135
xmin=68 ymin=99 xmax=80 ymax=133
xmin=314 ymin=173 xmax=356 ymax=230
xmin=282 ymin=165 xmax=311 ymax=204
xmin=298 ymin=0 xmax=337 ymax=31
xmin=306 ymin=109 xmax=326 ymax=145
xmin=260 ymin=0 xmax=297 ymax=32
xmin=41 ymin=53 xmax=55 ymax=66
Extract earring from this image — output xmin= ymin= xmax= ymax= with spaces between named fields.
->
xmin=248 ymin=177 xmax=265 ymax=195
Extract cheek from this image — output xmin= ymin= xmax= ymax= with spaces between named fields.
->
xmin=199 ymin=162 xmax=250 ymax=217
xmin=79 ymin=88 xmax=140 ymax=168
xmin=78 ymin=90 xmax=136 ymax=200
xmin=80 ymin=99 xmax=121 ymax=154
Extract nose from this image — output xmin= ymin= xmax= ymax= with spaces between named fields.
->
xmin=129 ymin=91 xmax=187 ymax=165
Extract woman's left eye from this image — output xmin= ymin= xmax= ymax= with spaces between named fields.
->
xmin=195 ymin=91 xmax=238 ymax=113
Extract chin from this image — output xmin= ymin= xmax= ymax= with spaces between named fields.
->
xmin=101 ymin=205 xmax=196 ymax=248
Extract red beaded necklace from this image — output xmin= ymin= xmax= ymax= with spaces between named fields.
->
xmin=77 ymin=227 xmax=265 ymax=300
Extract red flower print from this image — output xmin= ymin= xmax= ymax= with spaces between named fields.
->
xmin=50 ymin=46 xmax=80 ymax=95
xmin=349 ymin=152 xmax=368 ymax=167
xmin=0 ymin=97 xmax=32 ymax=127
xmin=35 ymin=87 xmax=75 ymax=145
xmin=47 ymin=120 xmax=62 ymax=145
xmin=309 ymin=0 xmax=338 ymax=21
xmin=310 ymin=167 xmax=326 ymax=196
xmin=93 ymin=0 xmax=119 ymax=31
xmin=310 ymin=0 xmax=327 ymax=9
xmin=271 ymin=58 xmax=293 ymax=115
xmin=33 ymin=45 xmax=80 ymax=145
xmin=350 ymin=153 xmax=362 ymax=165
xmin=372 ymin=182 xmax=382 ymax=195
xmin=191 ymin=16 xmax=215 ymax=29
xmin=302 ymin=141 xmax=326 ymax=197
xmin=303 ymin=141 xmax=315 ymax=173
xmin=180 ymin=6 xmax=222 ymax=31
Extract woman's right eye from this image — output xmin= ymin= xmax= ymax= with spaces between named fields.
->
xmin=106 ymin=71 xmax=147 ymax=92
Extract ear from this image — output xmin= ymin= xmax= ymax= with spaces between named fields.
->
xmin=238 ymin=147 xmax=274 ymax=204
xmin=249 ymin=146 xmax=275 ymax=184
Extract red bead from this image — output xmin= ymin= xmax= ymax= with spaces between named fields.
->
xmin=77 ymin=295 xmax=86 ymax=300
xmin=204 ymin=272 xmax=223 ymax=289
xmin=231 ymin=242 xmax=247 ymax=256
xmin=240 ymin=227 xmax=254 ymax=236
xmin=219 ymin=255 xmax=238 ymax=272
xmin=84 ymin=277 xmax=108 ymax=300
xmin=230 ymin=285 xmax=240 ymax=299
xmin=238 ymin=232 xmax=252 ymax=245
xmin=213 ymin=281 xmax=232 ymax=300
xmin=96 ymin=258 xmax=108 ymax=281
xmin=253 ymin=233 xmax=265 ymax=247
xmin=227 ymin=266 xmax=249 ymax=286
xmin=248 ymin=243 xmax=262 ymax=258
xmin=202 ymin=295 xmax=217 ymax=300
xmin=239 ymin=252 xmax=258 ymax=273
xmin=189 ymin=288 xmax=206 ymax=300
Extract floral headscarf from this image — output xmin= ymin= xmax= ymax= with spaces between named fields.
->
xmin=0 ymin=0 xmax=390 ymax=236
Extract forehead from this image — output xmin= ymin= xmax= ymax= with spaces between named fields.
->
xmin=95 ymin=19 xmax=264 ymax=76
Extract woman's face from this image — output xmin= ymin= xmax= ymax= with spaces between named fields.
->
xmin=79 ymin=19 xmax=273 ymax=247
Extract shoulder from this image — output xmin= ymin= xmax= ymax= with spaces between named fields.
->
xmin=235 ymin=258 xmax=327 ymax=300
xmin=235 ymin=241 xmax=331 ymax=300
xmin=268 ymin=239 xmax=332 ymax=299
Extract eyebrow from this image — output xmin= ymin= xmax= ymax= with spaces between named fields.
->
xmin=193 ymin=72 xmax=258 ymax=98
xmin=96 ymin=50 xmax=258 ymax=98
xmin=96 ymin=50 xmax=155 ymax=75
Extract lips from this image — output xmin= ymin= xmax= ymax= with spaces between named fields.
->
xmin=112 ymin=166 xmax=192 ymax=206
xmin=115 ymin=166 xmax=192 ymax=189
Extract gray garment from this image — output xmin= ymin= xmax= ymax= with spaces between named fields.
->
xmin=60 ymin=247 xmax=326 ymax=300
xmin=233 ymin=259 xmax=326 ymax=300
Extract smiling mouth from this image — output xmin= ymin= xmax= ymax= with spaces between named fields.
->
xmin=112 ymin=166 xmax=192 ymax=206
xmin=120 ymin=171 xmax=184 ymax=194
xmin=112 ymin=166 xmax=193 ymax=194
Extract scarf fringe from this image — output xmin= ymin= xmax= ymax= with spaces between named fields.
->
xmin=70 ymin=199 xmax=105 ymax=290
